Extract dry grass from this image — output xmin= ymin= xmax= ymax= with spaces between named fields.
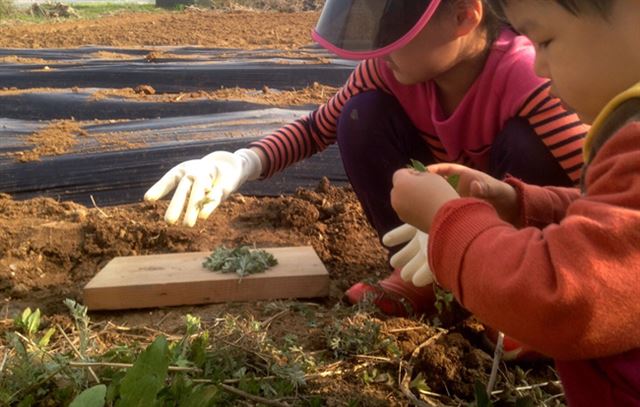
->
xmin=0 ymin=0 xmax=15 ymax=19
xmin=197 ymin=0 xmax=324 ymax=12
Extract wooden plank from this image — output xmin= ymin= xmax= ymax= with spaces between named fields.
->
xmin=83 ymin=246 xmax=329 ymax=310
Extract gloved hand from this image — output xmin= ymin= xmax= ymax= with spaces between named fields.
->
xmin=382 ymin=223 xmax=433 ymax=287
xmin=144 ymin=148 xmax=262 ymax=227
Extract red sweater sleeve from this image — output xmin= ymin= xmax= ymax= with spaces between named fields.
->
xmin=429 ymin=122 xmax=640 ymax=360
xmin=506 ymin=177 xmax=581 ymax=228
xmin=248 ymin=59 xmax=389 ymax=178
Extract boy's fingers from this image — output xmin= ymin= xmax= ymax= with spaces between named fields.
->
xmin=469 ymin=180 xmax=486 ymax=198
xmin=426 ymin=163 xmax=465 ymax=176
xmin=470 ymin=180 xmax=504 ymax=201
xmin=392 ymin=168 xmax=413 ymax=185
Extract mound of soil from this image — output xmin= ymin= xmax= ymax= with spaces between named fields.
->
xmin=0 ymin=178 xmax=386 ymax=314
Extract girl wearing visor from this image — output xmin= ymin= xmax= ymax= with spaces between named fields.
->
xmin=145 ymin=1 xmax=587 ymax=332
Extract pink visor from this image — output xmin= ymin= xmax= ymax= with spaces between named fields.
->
xmin=312 ymin=0 xmax=442 ymax=60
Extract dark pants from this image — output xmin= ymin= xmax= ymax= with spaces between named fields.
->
xmin=336 ymin=91 xmax=572 ymax=255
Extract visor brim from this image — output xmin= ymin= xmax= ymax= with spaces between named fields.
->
xmin=312 ymin=0 xmax=441 ymax=60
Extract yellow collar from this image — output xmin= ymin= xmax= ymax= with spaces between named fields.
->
xmin=584 ymin=81 xmax=640 ymax=162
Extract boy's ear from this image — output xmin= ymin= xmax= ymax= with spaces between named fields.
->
xmin=452 ymin=0 xmax=484 ymax=38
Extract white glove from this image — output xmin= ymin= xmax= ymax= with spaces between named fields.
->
xmin=144 ymin=148 xmax=262 ymax=227
xmin=382 ymin=223 xmax=433 ymax=287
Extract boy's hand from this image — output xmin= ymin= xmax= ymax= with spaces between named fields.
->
xmin=427 ymin=163 xmax=520 ymax=226
xmin=390 ymin=169 xmax=459 ymax=232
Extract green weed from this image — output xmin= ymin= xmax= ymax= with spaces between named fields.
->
xmin=203 ymin=245 xmax=278 ymax=277
xmin=0 ymin=300 xmax=564 ymax=406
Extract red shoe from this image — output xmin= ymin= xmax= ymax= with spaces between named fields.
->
xmin=483 ymin=326 xmax=547 ymax=361
xmin=344 ymin=268 xmax=437 ymax=317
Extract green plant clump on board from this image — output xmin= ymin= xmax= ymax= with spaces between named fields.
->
xmin=203 ymin=246 xmax=277 ymax=277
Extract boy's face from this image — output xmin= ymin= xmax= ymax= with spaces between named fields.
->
xmin=503 ymin=0 xmax=640 ymax=124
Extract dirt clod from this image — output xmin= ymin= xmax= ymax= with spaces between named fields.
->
xmin=134 ymin=84 xmax=156 ymax=95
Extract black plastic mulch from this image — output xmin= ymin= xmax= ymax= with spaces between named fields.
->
xmin=0 ymin=47 xmax=352 ymax=206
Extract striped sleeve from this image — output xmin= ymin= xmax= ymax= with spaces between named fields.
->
xmin=248 ymin=59 xmax=390 ymax=178
xmin=517 ymin=82 xmax=588 ymax=184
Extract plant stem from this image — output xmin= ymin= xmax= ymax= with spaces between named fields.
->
xmin=491 ymin=380 xmax=562 ymax=395
xmin=486 ymin=331 xmax=504 ymax=394
xmin=219 ymin=383 xmax=291 ymax=407
xmin=0 ymin=350 xmax=8 ymax=375
xmin=68 ymin=361 xmax=202 ymax=373
xmin=57 ymin=324 xmax=100 ymax=383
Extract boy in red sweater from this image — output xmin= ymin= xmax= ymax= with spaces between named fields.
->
xmin=389 ymin=0 xmax=640 ymax=404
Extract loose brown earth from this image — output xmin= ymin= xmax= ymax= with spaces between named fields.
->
xmin=90 ymin=82 xmax=338 ymax=106
xmin=0 ymin=10 xmax=319 ymax=49
xmin=0 ymin=182 xmax=519 ymax=404
xmin=0 ymin=180 xmax=387 ymax=315
xmin=0 ymin=9 xmax=562 ymax=405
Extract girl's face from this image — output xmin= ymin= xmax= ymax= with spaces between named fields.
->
xmin=386 ymin=13 xmax=462 ymax=85
xmin=385 ymin=1 xmax=484 ymax=85
xmin=503 ymin=1 xmax=640 ymax=123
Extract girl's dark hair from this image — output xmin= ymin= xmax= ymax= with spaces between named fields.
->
xmin=438 ymin=0 xmax=505 ymax=44
xmin=481 ymin=0 xmax=504 ymax=42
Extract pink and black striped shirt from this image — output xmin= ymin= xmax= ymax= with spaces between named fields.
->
xmin=250 ymin=28 xmax=587 ymax=183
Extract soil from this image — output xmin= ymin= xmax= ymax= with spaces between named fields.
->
xmin=0 ymin=10 xmax=318 ymax=49
xmin=0 ymin=55 xmax=50 ymax=64
xmin=6 ymin=119 xmax=145 ymax=162
xmin=0 ymin=180 xmax=505 ymax=404
xmin=0 ymin=181 xmax=561 ymax=405
xmin=0 ymin=178 xmax=384 ymax=315
xmin=90 ymin=82 xmax=338 ymax=105
xmin=10 ymin=120 xmax=88 ymax=161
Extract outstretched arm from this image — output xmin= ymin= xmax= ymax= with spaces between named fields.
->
xmin=249 ymin=59 xmax=390 ymax=178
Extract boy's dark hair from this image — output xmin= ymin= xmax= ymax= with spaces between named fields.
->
xmin=554 ymin=0 xmax=612 ymax=15
xmin=490 ymin=0 xmax=613 ymax=17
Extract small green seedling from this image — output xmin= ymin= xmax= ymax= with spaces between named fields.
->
xmin=203 ymin=245 xmax=278 ymax=277
xmin=433 ymin=284 xmax=455 ymax=315
xmin=408 ymin=159 xmax=427 ymax=173
xmin=408 ymin=159 xmax=460 ymax=190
